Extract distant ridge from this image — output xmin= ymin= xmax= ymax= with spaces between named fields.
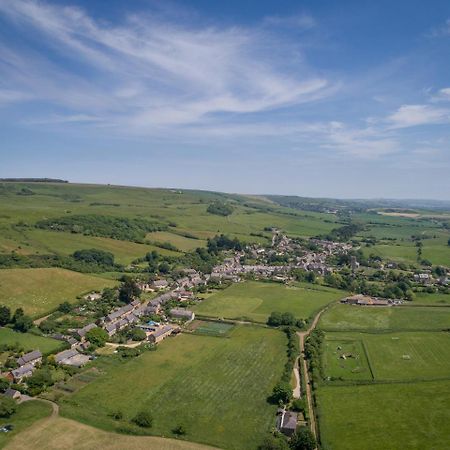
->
xmin=0 ymin=178 xmax=68 ymax=183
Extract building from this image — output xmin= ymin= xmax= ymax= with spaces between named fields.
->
xmin=54 ymin=349 xmax=89 ymax=367
xmin=276 ymin=409 xmax=298 ymax=436
xmin=3 ymin=388 xmax=21 ymax=401
xmin=75 ymin=323 xmax=97 ymax=340
xmin=148 ymin=325 xmax=173 ymax=344
xmin=10 ymin=363 xmax=34 ymax=382
xmin=17 ymin=350 xmax=42 ymax=367
xmin=153 ymin=279 xmax=169 ymax=289
xmin=105 ymin=322 xmax=117 ymax=337
xmin=170 ymin=308 xmax=195 ymax=322
xmin=106 ymin=304 xmax=134 ymax=322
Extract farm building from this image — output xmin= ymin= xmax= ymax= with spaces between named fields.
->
xmin=55 ymin=349 xmax=90 ymax=367
xmin=148 ymin=325 xmax=174 ymax=344
xmin=170 ymin=308 xmax=195 ymax=322
xmin=75 ymin=323 xmax=97 ymax=340
xmin=17 ymin=350 xmax=42 ymax=367
xmin=3 ymin=388 xmax=21 ymax=401
xmin=276 ymin=408 xmax=298 ymax=436
xmin=10 ymin=363 xmax=34 ymax=382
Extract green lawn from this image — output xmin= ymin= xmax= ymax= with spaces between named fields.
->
xmin=0 ymin=328 xmax=63 ymax=354
xmin=0 ymin=400 xmax=53 ymax=449
xmin=0 ymin=268 xmax=116 ymax=317
xmin=192 ymin=281 xmax=344 ymax=322
xmin=317 ymin=381 xmax=450 ymax=450
xmin=323 ymin=331 xmax=450 ymax=382
xmin=60 ymin=326 xmax=286 ymax=450
xmin=318 ymin=304 xmax=450 ymax=331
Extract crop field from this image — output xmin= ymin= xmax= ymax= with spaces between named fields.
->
xmin=0 ymin=268 xmax=116 ymax=317
xmin=323 ymin=331 xmax=450 ymax=381
xmin=0 ymin=328 xmax=63 ymax=354
xmin=192 ymin=281 xmax=344 ymax=322
xmin=0 ymin=400 xmax=53 ymax=449
xmin=60 ymin=326 xmax=286 ymax=450
xmin=4 ymin=417 xmax=217 ymax=450
xmin=187 ymin=320 xmax=235 ymax=337
xmin=317 ymin=380 xmax=450 ymax=450
xmin=318 ymin=304 xmax=450 ymax=331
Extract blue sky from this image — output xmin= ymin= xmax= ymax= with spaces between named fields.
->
xmin=1 ymin=0 xmax=449 ymax=199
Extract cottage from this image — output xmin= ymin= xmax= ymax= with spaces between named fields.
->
xmin=10 ymin=363 xmax=34 ymax=382
xmin=106 ymin=304 xmax=134 ymax=322
xmin=170 ymin=308 xmax=195 ymax=322
xmin=105 ymin=322 xmax=117 ymax=337
xmin=17 ymin=350 xmax=42 ymax=367
xmin=153 ymin=279 xmax=169 ymax=289
xmin=277 ymin=409 xmax=298 ymax=436
xmin=76 ymin=323 xmax=97 ymax=340
xmin=3 ymin=388 xmax=21 ymax=401
xmin=148 ymin=325 xmax=173 ymax=344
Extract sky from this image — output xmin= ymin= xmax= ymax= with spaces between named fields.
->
xmin=0 ymin=0 xmax=449 ymax=199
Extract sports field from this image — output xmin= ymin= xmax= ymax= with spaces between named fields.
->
xmin=323 ymin=331 xmax=450 ymax=381
xmin=317 ymin=380 xmax=450 ymax=450
xmin=192 ymin=281 xmax=343 ymax=322
xmin=60 ymin=326 xmax=286 ymax=450
xmin=0 ymin=268 xmax=116 ymax=317
xmin=318 ymin=304 xmax=450 ymax=331
xmin=0 ymin=328 xmax=63 ymax=354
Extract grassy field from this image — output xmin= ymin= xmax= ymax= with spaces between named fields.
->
xmin=317 ymin=380 xmax=450 ymax=450
xmin=0 ymin=268 xmax=116 ymax=317
xmin=0 ymin=328 xmax=63 ymax=354
xmin=323 ymin=331 xmax=450 ymax=381
xmin=318 ymin=304 xmax=450 ymax=331
xmin=0 ymin=400 xmax=53 ymax=449
xmin=146 ymin=231 xmax=206 ymax=252
xmin=187 ymin=320 xmax=235 ymax=337
xmin=192 ymin=282 xmax=344 ymax=322
xmin=60 ymin=326 xmax=286 ymax=450
xmin=4 ymin=417 xmax=217 ymax=450
xmin=413 ymin=292 xmax=450 ymax=305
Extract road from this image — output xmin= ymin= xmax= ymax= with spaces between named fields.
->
xmin=296 ymin=305 xmax=330 ymax=443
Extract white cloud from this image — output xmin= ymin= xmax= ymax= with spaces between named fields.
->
xmin=431 ymin=87 xmax=450 ymax=102
xmin=387 ymin=104 xmax=450 ymax=129
xmin=0 ymin=0 xmax=331 ymax=131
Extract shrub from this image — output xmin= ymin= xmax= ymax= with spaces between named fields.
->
xmin=132 ymin=410 xmax=153 ymax=428
xmin=0 ymin=397 xmax=17 ymax=418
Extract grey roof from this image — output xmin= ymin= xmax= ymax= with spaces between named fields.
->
xmin=4 ymin=388 xmax=20 ymax=398
xmin=170 ymin=308 xmax=194 ymax=318
xmin=76 ymin=323 xmax=97 ymax=338
xmin=17 ymin=350 xmax=42 ymax=366
xmin=11 ymin=363 xmax=34 ymax=379
xmin=55 ymin=349 xmax=79 ymax=363
xmin=281 ymin=411 xmax=298 ymax=430
xmin=105 ymin=322 xmax=117 ymax=333
xmin=107 ymin=304 xmax=134 ymax=322
xmin=152 ymin=325 xmax=173 ymax=338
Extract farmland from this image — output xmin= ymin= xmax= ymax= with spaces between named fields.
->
xmin=59 ymin=326 xmax=286 ymax=450
xmin=0 ymin=268 xmax=116 ymax=317
xmin=317 ymin=381 xmax=450 ymax=450
xmin=0 ymin=328 xmax=63 ymax=354
xmin=193 ymin=281 xmax=344 ymax=323
xmin=318 ymin=304 xmax=450 ymax=332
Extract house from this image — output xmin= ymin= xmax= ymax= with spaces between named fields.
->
xmin=3 ymin=388 xmax=21 ymax=401
xmin=10 ymin=363 xmax=34 ymax=382
xmin=148 ymin=325 xmax=174 ymax=344
xmin=170 ymin=308 xmax=195 ymax=322
xmin=75 ymin=323 xmax=97 ymax=340
xmin=276 ymin=409 xmax=298 ymax=436
xmin=17 ymin=350 xmax=42 ymax=367
xmin=106 ymin=304 xmax=134 ymax=322
xmin=153 ymin=279 xmax=168 ymax=290
xmin=105 ymin=322 xmax=117 ymax=337
xmin=177 ymin=290 xmax=194 ymax=300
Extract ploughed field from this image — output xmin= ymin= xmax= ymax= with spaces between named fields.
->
xmin=192 ymin=281 xmax=344 ymax=323
xmin=59 ymin=326 xmax=286 ymax=450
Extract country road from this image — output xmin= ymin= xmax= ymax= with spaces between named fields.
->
xmin=296 ymin=305 xmax=331 ymax=443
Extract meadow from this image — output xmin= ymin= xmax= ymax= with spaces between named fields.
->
xmin=318 ymin=304 xmax=450 ymax=331
xmin=0 ymin=328 xmax=63 ymax=354
xmin=0 ymin=268 xmax=116 ymax=317
xmin=317 ymin=380 xmax=450 ymax=450
xmin=187 ymin=319 xmax=235 ymax=337
xmin=192 ymin=281 xmax=344 ymax=322
xmin=0 ymin=400 xmax=53 ymax=449
xmin=60 ymin=326 xmax=286 ymax=450
xmin=323 ymin=331 xmax=450 ymax=381
xmin=145 ymin=231 xmax=206 ymax=252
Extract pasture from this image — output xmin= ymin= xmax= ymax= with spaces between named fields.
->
xmin=323 ymin=331 xmax=450 ymax=381
xmin=4 ymin=417 xmax=217 ymax=450
xmin=318 ymin=304 xmax=450 ymax=331
xmin=145 ymin=231 xmax=206 ymax=252
xmin=60 ymin=326 xmax=286 ymax=450
xmin=187 ymin=320 xmax=235 ymax=337
xmin=0 ymin=328 xmax=63 ymax=354
xmin=0 ymin=268 xmax=116 ymax=317
xmin=192 ymin=281 xmax=344 ymax=322
xmin=317 ymin=380 xmax=450 ymax=450
xmin=0 ymin=400 xmax=53 ymax=449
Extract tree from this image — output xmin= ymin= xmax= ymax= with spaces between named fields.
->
xmin=271 ymin=382 xmax=292 ymax=404
xmin=258 ymin=435 xmax=289 ymax=450
xmin=73 ymin=248 xmax=114 ymax=266
xmin=0 ymin=397 xmax=16 ymax=418
xmin=58 ymin=301 xmax=72 ymax=313
xmin=119 ymin=277 xmax=141 ymax=304
xmin=290 ymin=427 xmax=316 ymax=450
xmin=267 ymin=311 xmax=282 ymax=327
xmin=0 ymin=378 xmax=9 ymax=393
xmin=27 ymin=368 xmax=53 ymax=389
xmin=129 ymin=328 xmax=146 ymax=341
xmin=132 ymin=410 xmax=153 ymax=428
xmin=13 ymin=314 xmax=33 ymax=332
xmin=85 ymin=327 xmax=108 ymax=348
xmin=12 ymin=307 xmax=24 ymax=323
xmin=0 ymin=305 xmax=11 ymax=326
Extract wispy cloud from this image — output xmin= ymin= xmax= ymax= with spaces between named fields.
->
xmin=386 ymin=104 xmax=450 ymax=129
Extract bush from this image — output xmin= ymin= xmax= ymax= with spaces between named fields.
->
xmin=173 ymin=424 xmax=187 ymax=435
xmin=132 ymin=410 xmax=153 ymax=428
xmin=85 ymin=327 xmax=108 ymax=348
xmin=0 ymin=397 xmax=17 ymax=418
xmin=207 ymin=202 xmax=233 ymax=216
xmin=73 ymin=248 xmax=115 ymax=266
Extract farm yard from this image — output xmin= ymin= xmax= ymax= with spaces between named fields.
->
xmin=192 ymin=281 xmax=344 ymax=323
xmin=59 ymin=326 xmax=286 ymax=450
xmin=317 ymin=380 xmax=450 ymax=450
xmin=0 ymin=268 xmax=116 ymax=317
